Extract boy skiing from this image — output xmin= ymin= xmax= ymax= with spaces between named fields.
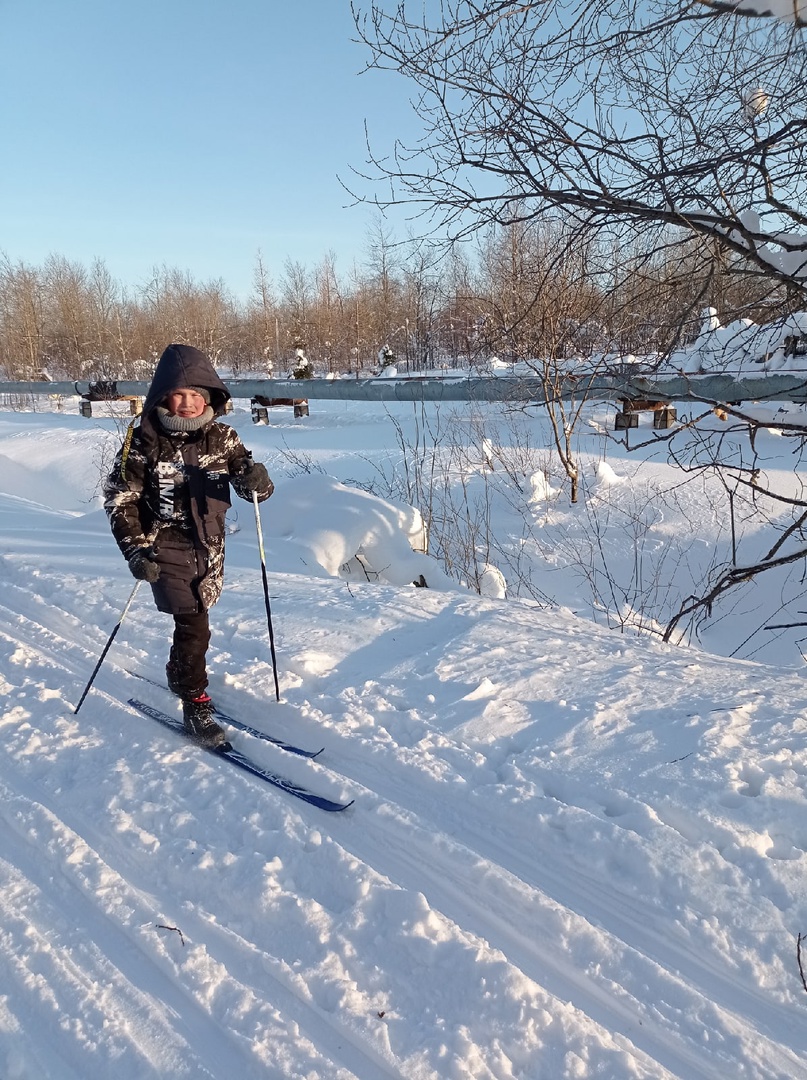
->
xmin=104 ymin=343 xmax=273 ymax=746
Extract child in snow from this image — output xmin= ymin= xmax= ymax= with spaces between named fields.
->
xmin=104 ymin=343 xmax=273 ymax=747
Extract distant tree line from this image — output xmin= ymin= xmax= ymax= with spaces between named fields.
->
xmin=0 ymin=217 xmax=786 ymax=383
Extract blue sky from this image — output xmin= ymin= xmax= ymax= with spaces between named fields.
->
xmin=0 ymin=1 xmax=417 ymax=300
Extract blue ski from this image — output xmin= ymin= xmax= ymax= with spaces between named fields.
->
xmin=127 ymin=698 xmax=352 ymax=813
xmin=125 ymin=670 xmax=322 ymax=759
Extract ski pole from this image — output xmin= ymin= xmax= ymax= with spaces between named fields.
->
xmin=74 ymin=579 xmax=142 ymax=714
xmin=245 ymin=456 xmax=280 ymax=701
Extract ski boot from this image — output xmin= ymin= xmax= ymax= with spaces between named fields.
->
xmin=182 ymin=693 xmax=228 ymax=749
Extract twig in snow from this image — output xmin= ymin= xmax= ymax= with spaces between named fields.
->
xmin=157 ymin=924 xmax=185 ymax=946
xmin=797 ymin=934 xmax=807 ymax=994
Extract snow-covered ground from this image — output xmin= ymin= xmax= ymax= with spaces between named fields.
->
xmin=1 ymin=394 xmax=807 ymax=1079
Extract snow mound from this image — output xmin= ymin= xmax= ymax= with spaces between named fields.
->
xmin=266 ymin=473 xmax=458 ymax=590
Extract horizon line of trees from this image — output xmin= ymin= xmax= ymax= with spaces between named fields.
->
xmin=0 ymin=217 xmax=791 ymax=383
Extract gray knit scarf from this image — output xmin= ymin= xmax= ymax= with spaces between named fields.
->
xmin=157 ymin=405 xmax=215 ymax=433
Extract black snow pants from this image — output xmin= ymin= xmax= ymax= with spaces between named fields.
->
xmin=167 ymin=611 xmax=211 ymax=698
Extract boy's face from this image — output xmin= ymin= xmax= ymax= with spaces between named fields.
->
xmin=165 ymin=388 xmax=207 ymax=418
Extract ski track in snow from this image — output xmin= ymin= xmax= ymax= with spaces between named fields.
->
xmin=3 ymin=405 xmax=807 ymax=1078
xmin=2 ymin=558 xmax=807 ymax=1079
xmin=0 ymin=726 xmax=381 ymax=1075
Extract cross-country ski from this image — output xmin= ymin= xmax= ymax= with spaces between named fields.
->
xmin=125 ymin=669 xmax=323 ymax=758
xmin=127 ymin=697 xmax=351 ymax=813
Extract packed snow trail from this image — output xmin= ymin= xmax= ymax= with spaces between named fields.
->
xmin=2 ymin=410 xmax=807 ymax=1078
xmin=123 ymin=643 xmax=807 ymax=1077
xmin=0 ymin=550 xmax=804 ymax=1078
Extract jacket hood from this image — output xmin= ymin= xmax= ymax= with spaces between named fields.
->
xmin=143 ymin=344 xmax=230 ymax=416
xmin=139 ymin=344 xmax=230 ymax=456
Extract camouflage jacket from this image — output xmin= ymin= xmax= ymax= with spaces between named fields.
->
xmin=104 ymin=420 xmax=272 ymax=611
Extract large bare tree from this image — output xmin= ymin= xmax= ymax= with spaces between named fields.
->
xmin=353 ymin=0 xmax=807 ymax=307
xmin=351 ymin=0 xmax=807 ymax=643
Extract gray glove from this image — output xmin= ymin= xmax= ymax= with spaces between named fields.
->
xmin=239 ymin=460 xmax=271 ymax=493
xmin=127 ymin=547 xmax=161 ymax=583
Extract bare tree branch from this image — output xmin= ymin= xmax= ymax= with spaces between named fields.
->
xmin=353 ymin=0 xmax=807 ymax=295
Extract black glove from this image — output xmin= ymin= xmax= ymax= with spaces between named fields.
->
xmin=239 ymin=460 xmax=271 ymax=493
xmin=127 ymin=547 xmax=161 ymax=583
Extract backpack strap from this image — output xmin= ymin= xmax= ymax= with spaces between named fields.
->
xmin=119 ymin=418 xmax=137 ymax=482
